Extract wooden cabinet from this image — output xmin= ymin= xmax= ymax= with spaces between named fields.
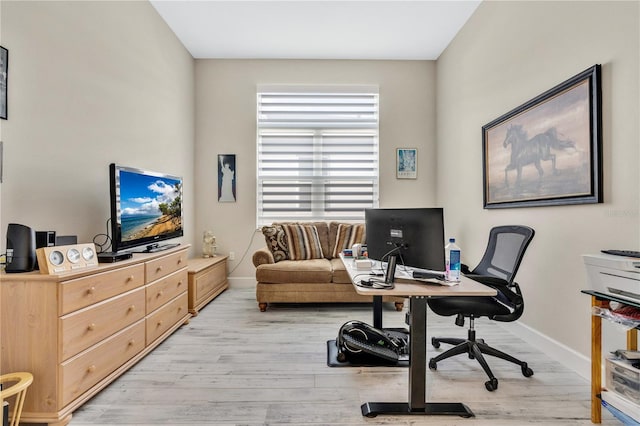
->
xmin=0 ymin=246 xmax=190 ymax=426
xmin=187 ymin=256 xmax=228 ymax=315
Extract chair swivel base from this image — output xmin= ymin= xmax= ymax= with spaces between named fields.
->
xmin=430 ymin=335 xmax=534 ymax=391
xmin=361 ymin=402 xmax=474 ymax=418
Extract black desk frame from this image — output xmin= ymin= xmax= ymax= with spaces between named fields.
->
xmin=361 ymin=296 xmax=473 ymax=418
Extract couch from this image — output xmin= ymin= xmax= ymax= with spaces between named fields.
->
xmin=253 ymin=221 xmax=405 ymax=312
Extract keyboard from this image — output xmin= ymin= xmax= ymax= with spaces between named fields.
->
xmin=341 ymin=334 xmax=400 ymax=362
xmin=601 ymin=249 xmax=640 ymax=258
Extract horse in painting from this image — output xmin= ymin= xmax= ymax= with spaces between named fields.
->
xmin=502 ymin=124 xmax=575 ymax=188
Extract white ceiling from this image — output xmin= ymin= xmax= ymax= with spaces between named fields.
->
xmin=150 ymin=0 xmax=482 ymax=60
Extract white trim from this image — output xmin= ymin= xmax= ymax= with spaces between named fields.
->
xmin=499 ymin=320 xmax=591 ymax=381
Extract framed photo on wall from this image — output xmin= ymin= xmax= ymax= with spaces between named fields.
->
xmin=0 ymin=46 xmax=8 ymax=120
xmin=218 ymin=154 xmax=236 ymax=202
xmin=482 ymin=65 xmax=602 ymax=209
xmin=396 ymin=148 xmax=417 ymax=179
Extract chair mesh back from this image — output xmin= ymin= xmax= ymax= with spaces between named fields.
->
xmin=472 ymin=226 xmax=535 ymax=285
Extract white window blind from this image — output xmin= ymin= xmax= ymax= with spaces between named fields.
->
xmin=257 ymin=88 xmax=379 ymax=226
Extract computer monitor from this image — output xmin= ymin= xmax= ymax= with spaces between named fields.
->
xmin=365 ymin=207 xmax=445 ymax=283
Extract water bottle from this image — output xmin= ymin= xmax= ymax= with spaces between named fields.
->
xmin=445 ymin=238 xmax=461 ymax=282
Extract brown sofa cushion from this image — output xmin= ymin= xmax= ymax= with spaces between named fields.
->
xmin=330 ymin=222 xmax=366 ymax=258
xmin=261 ymin=224 xmax=289 ymax=262
xmin=330 ymin=258 xmax=351 ymax=284
xmin=282 ymin=224 xmax=324 ymax=260
xmin=256 ymin=259 xmax=333 ymax=284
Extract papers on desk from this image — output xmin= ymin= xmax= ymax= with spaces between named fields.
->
xmin=394 ymin=268 xmax=458 ymax=286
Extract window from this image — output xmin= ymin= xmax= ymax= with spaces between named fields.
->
xmin=257 ymin=87 xmax=379 ymax=226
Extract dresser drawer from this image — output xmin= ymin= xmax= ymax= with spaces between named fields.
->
xmin=60 ymin=287 xmax=145 ymax=361
xmin=60 ymin=264 xmax=145 ymax=315
xmin=60 ymin=320 xmax=145 ymax=407
xmin=146 ymin=292 xmax=188 ymax=345
xmin=146 ymin=268 xmax=188 ymax=314
xmin=145 ymin=250 xmax=187 ymax=283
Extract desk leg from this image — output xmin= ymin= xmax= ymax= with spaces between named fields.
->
xmin=627 ymin=328 xmax=637 ymax=351
xmin=591 ymin=296 xmax=603 ymax=424
xmin=373 ymin=295 xmax=383 ymax=329
xmin=361 ymin=297 xmax=474 ymax=418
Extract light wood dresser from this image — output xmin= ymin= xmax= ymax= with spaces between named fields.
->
xmin=0 ymin=245 xmax=191 ymax=426
xmin=187 ymin=255 xmax=228 ymax=316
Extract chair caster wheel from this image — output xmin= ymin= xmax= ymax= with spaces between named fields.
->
xmin=428 ymin=359 xmax=437 ymax=370
xmin=485 ymin=378 xmax=498 ymax=391
xmin=522 ymin=363 xmax=534 ymax=377
xmin=431 ymin=338 xmax=440 ymax=349
xmin=337 ymin=352 xmax=347 ymax=362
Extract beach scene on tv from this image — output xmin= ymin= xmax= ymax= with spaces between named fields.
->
xmin=119 ymin=170 xmax=183 ymax=242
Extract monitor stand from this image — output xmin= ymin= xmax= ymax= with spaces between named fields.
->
xmin=141 ymin=243 xmax=180 ymax=253
xmin=385 ymin=254 xmax=398 ymax=284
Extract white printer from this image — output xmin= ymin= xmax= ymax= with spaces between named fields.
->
xmin=583 ymin=253 xmax=640 ymax=302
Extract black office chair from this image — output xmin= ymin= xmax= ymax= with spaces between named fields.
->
xmin=427 ymin=225 xmax=535 ymax=391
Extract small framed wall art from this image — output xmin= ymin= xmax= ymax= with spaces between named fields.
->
xmin=396 ymin=148 xmax=417 ymax=179
xmin=218 ymin=154 xmax=236 ymax=202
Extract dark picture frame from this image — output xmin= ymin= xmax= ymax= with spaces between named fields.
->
xmin=0 ymin=46 xmax=7 ymax=120
xmin=218 ymin=154 xmax=236 ymax=202
xmin=482 ymin=65 xmax=602 ymax=209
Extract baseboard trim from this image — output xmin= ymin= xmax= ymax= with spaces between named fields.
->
xmin=499 ymin=320 xmax=591 ymax=381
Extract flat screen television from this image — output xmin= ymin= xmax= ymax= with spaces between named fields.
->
xmin=109 ymin=163 xmax=183 ymax=253
xmin=365 ymin=207 xmax=445 ymax=283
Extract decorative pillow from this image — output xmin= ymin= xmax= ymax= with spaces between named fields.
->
xmin=261 ymin=225 xmax=289 ymax=262
xmin=331 ymin=223 xmax=366 ymax=258
xmin=282 ymin=224 xmax=324 ymax=260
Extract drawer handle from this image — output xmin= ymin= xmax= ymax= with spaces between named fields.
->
xmin=178 ymin=257 xmax=183 ymax=264
xmin=87 ymin=286 xmax=96 ymax=295
xmin=87 ymin=365 xmax=96 ymax=373
xmin=128 ymin=305 xmax=136 ymax=312
xmin=87 ymin=323 xmax=96 ymax=331
xmin=156 ymin=266 xmax=163 ymax=273
xmin=157 ymin=291 xmax=164 ymax=298
xmin=157 ymin=320 xmax=163 ymax=327
xmin=128 ymin=339 xmax=136 ymax=346
xmin=177 ymin=281 xmax=183 ymax=287
xmin=126 ymin=275 xmax=134 ymax=282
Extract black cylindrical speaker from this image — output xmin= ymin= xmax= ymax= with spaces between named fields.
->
xmin=5 ymin=223 xmax=36 ymax=273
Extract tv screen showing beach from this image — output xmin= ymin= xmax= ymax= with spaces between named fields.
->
xmin=118 ymin=170 xmax=183 ymax=243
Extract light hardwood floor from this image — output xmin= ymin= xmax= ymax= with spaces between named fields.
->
xmin=70 ymin=286 xmax=617 ymax=425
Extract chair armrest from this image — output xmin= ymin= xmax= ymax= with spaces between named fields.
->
xmin=252 ymin=247 xmax=275 ymax=267
xmin=463 ymin=274 xmax=523 ymax=306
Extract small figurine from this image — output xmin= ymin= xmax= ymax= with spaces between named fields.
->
xmin=202 ymin=231 xmax=217 ymax=258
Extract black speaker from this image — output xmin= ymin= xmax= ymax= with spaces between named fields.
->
xmin=5 ymin=223 xmax=36 ymax=273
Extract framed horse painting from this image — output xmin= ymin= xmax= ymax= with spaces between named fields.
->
xmin=482 ymin=65 xmax=602 ymax=209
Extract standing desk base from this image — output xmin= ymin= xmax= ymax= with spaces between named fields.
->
xmin=361 ymin=402 xmax=474 ymax=418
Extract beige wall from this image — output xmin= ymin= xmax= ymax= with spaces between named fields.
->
xmin=0 ymin=1 xmax=196 ymax=255
xmin=195 ymin=60 xmax=437 ymax=277
xmin=436 ymin=1 xmax=639 ymax=360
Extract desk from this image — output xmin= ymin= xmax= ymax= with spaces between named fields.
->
xmin=340 ymin=257 xmax=497 ymax=417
